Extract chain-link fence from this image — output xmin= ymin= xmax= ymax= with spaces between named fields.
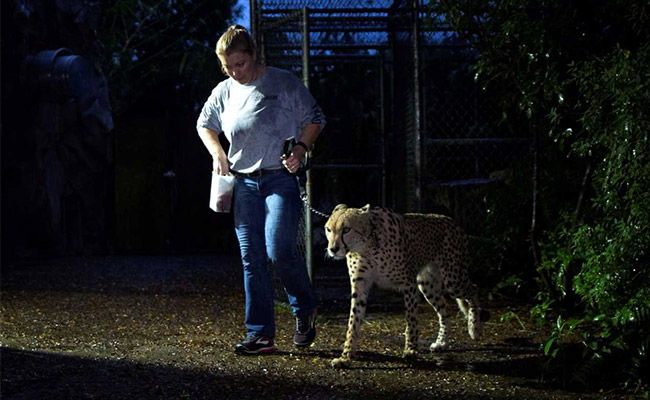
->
xmin=254 ymin=0 xmax=531 ymax=295
xmin=419 ymin=51 xmax=530 ymax=234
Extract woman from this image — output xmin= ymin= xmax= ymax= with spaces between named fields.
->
xmin=197 ymin=25 xmax=325 ymax=354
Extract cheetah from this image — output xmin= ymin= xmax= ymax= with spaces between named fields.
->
xmin=325 ymin=204 xmax=489 ymax=368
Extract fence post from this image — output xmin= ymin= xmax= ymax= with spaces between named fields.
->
xmin=301 ymin=6 xmax=313 ymax=282
xmin=412 ymin=0 xmax=423 ymax=212
xmin=378 ymin=52 xmax=387 ymax=207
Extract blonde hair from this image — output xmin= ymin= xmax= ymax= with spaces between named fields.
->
xmin=216 ymin=25 xmax=256 ymax=58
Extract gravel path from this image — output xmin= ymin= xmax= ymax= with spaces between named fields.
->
xmin=0 ymin=255 xmax=630 ymax=399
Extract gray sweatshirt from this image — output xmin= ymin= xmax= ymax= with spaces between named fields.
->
xmin=197 ymin=66 xmax=325 ymax=173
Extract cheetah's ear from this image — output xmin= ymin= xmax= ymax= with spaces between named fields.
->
xmin=332 ymin=204 xmax=348 ymax=213
xmin=361 ymin=204 xmax=371 ymax=212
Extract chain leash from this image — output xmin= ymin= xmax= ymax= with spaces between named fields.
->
xmin=285 ymin=138 xmax=330 ymax=218
xmin=300 ymin=192 xmax=331 ymax=218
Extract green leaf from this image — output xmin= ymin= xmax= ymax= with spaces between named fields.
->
xmin=544 ymin=337 xmax=557 ymax=356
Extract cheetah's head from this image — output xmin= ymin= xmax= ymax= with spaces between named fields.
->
xmin=325 ymin=204 xmax=374 ymax=260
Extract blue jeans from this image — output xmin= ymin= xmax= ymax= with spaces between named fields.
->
xmin=233 ymin=172 xmax=317 ymax=338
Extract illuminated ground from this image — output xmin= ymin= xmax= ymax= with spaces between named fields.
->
xmin=0 ymin=255 xmax=629 ymax=399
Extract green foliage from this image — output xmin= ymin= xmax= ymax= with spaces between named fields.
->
xmin=569 ymin=43 xmax=650 ymax=317
xmin=565 ymin=40 xmax=650 ymax=389
xmin=542 ymin=315 xmax=582 ymax=358
xmin=498 ymin=309 xmax=527 ymax=331
xmin=437 ymin=0 xmax=650 ymax=389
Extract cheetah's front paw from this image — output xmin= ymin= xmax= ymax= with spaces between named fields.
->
xmin=403 ymin=348 xmax=418 ymax=359
xmin=331 ymin=357 xmax=351 ymax=369
xmin=430 ymin=340 xmax=448 ymax=351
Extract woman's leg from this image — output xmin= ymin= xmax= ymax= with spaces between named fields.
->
xmin=262 ymin=173 xmax=317 ymax=317
xmin=234 ymin=176 xmax=275 ymax=338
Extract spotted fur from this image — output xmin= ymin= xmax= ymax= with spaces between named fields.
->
xmin=325 ymin=204 xmax=489 ymax=368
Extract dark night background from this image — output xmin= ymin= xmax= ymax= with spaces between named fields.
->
xmin=1 ymin=0 xmax=649 ymax=395
xmin=1 ymin=0 xmax=240 ymax=260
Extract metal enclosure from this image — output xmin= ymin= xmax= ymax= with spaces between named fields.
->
xmin=252 ymin=0 xmax=530 ymax=280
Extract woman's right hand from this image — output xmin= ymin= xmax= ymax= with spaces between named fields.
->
xmin=213 ymin=153 xmax=230 ymax=176
xmin=198 ymin=128 xmax=229 ymax=175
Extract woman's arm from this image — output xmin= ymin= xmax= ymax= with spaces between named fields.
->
xmin=282 ymin=123 xmax=321 ymax=172
xmin=198 ymin=127 xmax=229 ymax=175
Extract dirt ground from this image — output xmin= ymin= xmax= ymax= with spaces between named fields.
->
xmin=0 ymin=255 xmax=638 ymax=399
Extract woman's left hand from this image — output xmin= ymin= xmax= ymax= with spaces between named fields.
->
xmin=282 ymin=145 xmax=306 ymax=174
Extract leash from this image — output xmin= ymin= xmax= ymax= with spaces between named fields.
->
xmin=299 ymin=191 xmax=331 ymax=218
xmin=284 ymin=138 xmax=331 ymax=218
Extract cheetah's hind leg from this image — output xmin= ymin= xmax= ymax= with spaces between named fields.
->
xmin=456 ymin=298 xmax=469 ymax=319
xmin=416 ymin=266 xmax=450 ymax=351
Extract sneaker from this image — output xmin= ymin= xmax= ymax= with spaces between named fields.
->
xmin=234 ymin=335 xmax=277 ymax=355
xmin=294 ymin=310 xmax=317 ymax=347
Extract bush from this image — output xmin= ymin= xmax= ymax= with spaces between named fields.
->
xmin=437 ymin=0 xmax=650 ymax=389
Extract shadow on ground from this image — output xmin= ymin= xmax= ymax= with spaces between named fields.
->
xmin=0 ymin=255 xmax=624 ymax=399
